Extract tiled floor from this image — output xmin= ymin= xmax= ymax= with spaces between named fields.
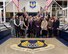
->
xmin=0 ymin=38 xmax=68 ymax=54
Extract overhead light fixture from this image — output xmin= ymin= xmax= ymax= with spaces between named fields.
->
xmin=62 ymin=7 xmax=68 ymax=10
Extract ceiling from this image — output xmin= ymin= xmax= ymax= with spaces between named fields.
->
xmin=0 ymin=0 xmax=67 ymax=2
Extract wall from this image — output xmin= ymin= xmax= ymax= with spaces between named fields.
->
xmin=6 ymin=0 xmax=52 ymax=13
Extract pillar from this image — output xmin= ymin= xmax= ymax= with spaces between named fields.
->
xmin=3 ymin=0 xmax=6 ymax=23
xmin=67 ymin=0 xmax=68 ymax=22
xmin=0 ymin=8 xmax=2 ymax=23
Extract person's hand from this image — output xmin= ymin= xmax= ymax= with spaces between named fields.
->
xmin=52 ymin=28 xmax=53 ymax=29
xmin=26 ymin=26 xmax=28 ymax=30
xmin=16 ymin=25 xmax=18 ymax=27
xmin=37 ymin=25 xmax=39 ymax=27
xmin=17 ymin=25 xmax=19 ymax=27
xmin=49 ymin=27 xmax=51 ymax=29
xmin=57 ymin=28 xmax=59 ymax=30
xmin=26 ymin=26 xmax=28 ymax=28
xmin=41 ymin=27 xmax=43 ymax=29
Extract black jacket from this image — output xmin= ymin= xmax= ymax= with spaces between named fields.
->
xmin=53 ymin=20 xmax=60 ymax=29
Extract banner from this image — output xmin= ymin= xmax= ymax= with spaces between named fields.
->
xmin=12 ymin=0 xmax=19 ymax=12
xmin=45 ymin=0 xmax=52 ymax=10
xmin=12 ymin=0 xmax=19 ymax=8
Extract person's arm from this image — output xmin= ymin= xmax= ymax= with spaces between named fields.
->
xmin=57 ymin=20 xmax=60 ymax=29
xmin=41 ymin=21 xmax=43 ymax=29
xmin=18 ymin=19 xmax=21 ymax=26
xmin=14 ymin=19 xmax=18 ymax=26
xmin=48 ymin=21 xmax=51 ymax=29
xmin=45 ymin=21 xmax=48 ymax=28
xmin=23 ymin=21 xmax=27 ymax=28
xmin=9 ymin=19 xmax=12 ymax=25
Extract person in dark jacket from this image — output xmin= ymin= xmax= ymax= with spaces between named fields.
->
xmin=53 ymin=16 xmax=60 ymax=37
xmin=14 ymin=15 xmax=21 ymax=37
xmin=28 ymin=16 xmax=34 ymax=38
xmin=34 ymin=16 xmax=41 ymax=38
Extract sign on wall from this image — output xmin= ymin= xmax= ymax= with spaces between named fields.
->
xmin=30 ymin=1 xmax=36 ymax=8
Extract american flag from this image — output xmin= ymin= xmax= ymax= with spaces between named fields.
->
xmin=45 ymin=0 xmax=52 ymax=10
xmin=12 ymin=0 xmax=19 ymax=8
xmin=12 ymin=0 xmax=19 ymax=12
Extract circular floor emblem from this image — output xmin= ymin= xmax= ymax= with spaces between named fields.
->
xmin=10 ymin=40 xmax=55 ymax=53
xmin=18 ymin=40 xmax=47 ymax=49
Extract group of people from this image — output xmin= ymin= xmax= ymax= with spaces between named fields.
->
xmin=10 ymin=14 xmax=60 ymax=38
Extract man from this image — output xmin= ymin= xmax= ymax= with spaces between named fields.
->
xmin=14 ymin=15 xmax=21 ymax=37
xmin=34 ymin=16 xmax=41 ymax=38
xmin=10 ymin=16 xmax=16 ymax=37
xmin=53 ymin=16 xmax=60 ymax=37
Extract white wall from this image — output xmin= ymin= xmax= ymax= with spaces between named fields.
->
xmin=6 ymin=0 xmax=52 ymax=13
xmin=0 ymin=8 xmax=2 ymax=23
xmin=67 ymin=0 xmax=68 ymax=23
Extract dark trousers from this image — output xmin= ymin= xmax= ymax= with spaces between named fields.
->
xmin=35 ymin=29 xmax=40 ymax=38
xmin=20 ymin=29 xmax=25 ymax=36
xmin=42 ymin=30 xmax=48 ymax=38
xmin=28 ymin=28 xmax=34 ymax=38
xmin=15 ymin=26 xmax=20 ymax=37
xmin=48 ymin=29 xmax=53 ymax=37
xmin=53 ymin=29 xmax=58 ymax=37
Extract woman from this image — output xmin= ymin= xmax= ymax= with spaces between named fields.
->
xmin=24 ymin=16 xmax=29 ymax=27
xmin=28 ymin=16 xmax=34 ymax=38
xmin=48 ymin=18 xmax=54 ymax=37
xmin=41 ymin=18 xmax=48 ymax=38
xmin=19 ymin=16 xmax=27 ymax=37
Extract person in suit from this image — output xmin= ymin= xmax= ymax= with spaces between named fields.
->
xmin=34 ymin=16 xmax=41 ymax=38
xmin=32 ymin=16 xmax=37 ymax=37
xmin=28 ymin=16 xmax=34 ymax=38
xmin=53 ymin=16 xmax=60 ymax=37
xmin=14 ymin=15 xmax=21 ymax=37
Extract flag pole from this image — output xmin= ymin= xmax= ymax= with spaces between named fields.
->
xmin=53 ymin=0 xmax=63 ymax=9
xmin=13 ymin=2 xmax=16 ymax=17
xmin=17 ymin=0 xmax=19 ymax=18
xmin=17 ymin=0 xmax=19 ymax=12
